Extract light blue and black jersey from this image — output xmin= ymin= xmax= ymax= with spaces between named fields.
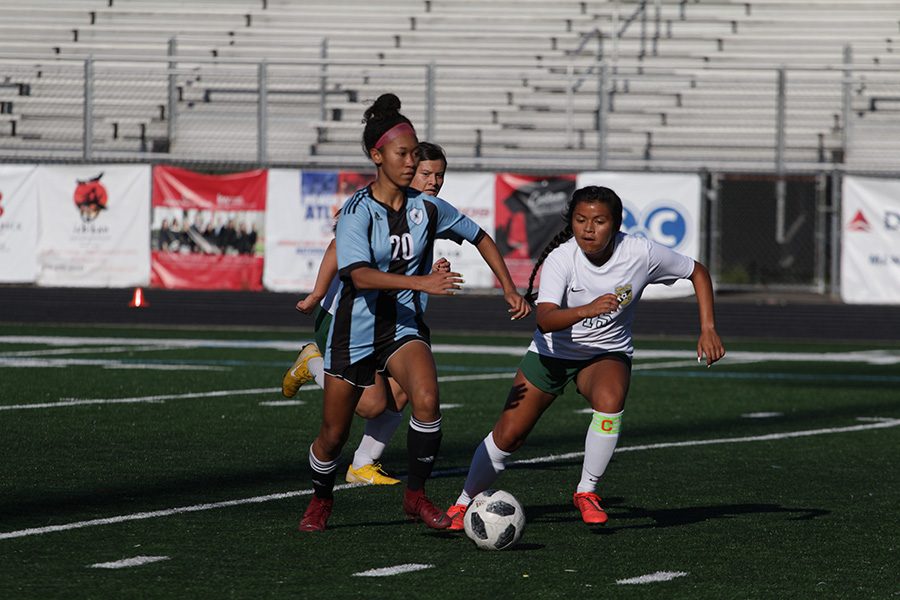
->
xmin=325 ymin=186 xmax=485 ymax=373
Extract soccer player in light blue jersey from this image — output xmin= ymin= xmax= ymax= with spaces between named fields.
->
xmin=298 ymin=94 xmax=531 ymax=532
xmin=284 ymin=143 xmax=451 ymax=488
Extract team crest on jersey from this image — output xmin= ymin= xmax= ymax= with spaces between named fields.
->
xmin=615 ymin=284 xmax=633 ymax=308
xmin=408 ymin=207 xmax=424 ymax=225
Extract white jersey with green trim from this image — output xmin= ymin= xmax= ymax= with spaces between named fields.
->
xmin=528 ymin=233 xmax=694 ymax=359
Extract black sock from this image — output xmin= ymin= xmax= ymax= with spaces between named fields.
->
xmin=407 ymin=417 xmax=442 ymax=492
xmin=308 ymin=444 xmax=339 ymax=500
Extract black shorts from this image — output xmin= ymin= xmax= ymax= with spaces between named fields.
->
xmin=325 ymin=334 xmax=429 ymax=388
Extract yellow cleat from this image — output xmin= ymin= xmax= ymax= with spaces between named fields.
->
xmin=345 ymin=463 xmax=401 ymax=485
xmin=281 ymin=343 xmax=321 ymax=398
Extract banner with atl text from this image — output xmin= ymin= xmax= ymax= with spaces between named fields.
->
xmin=841 ymin=176 xmax=900 ymax=304
xmin=0 ymin=165 xmax=39 ymax=283
xmin=36 ymin=165 xmax=150 ymax=287
xmin=151 ymin=166 xmax=266 ymax=290
xmin=577 ymin=172 xmax=702 ymax=299
xmin=263 ymin=169 xmax=373 ymax=292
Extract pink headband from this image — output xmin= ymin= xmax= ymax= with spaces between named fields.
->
xmin=374 ymin=122 xmax=416 ymax=149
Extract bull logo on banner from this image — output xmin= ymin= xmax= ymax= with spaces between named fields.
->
xmin=73 ymin=173 xmax=109 ymax=223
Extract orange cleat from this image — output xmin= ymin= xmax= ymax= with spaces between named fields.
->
xmin=445 ymin=503 xmax=467 ymax=531
xmin=572 ymin=491 xmax=608 ymax=525
xmin=403 ymin=489 xmax=451 ymax=529
xmin=298 ymin=496 xmax=333 ymax=532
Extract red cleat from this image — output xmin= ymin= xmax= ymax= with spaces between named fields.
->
xmin=445 ymin=503 xmax=467 ymax=531
xmin=573 ymin=491 xmax=608 ymax=525
xmin=403 ymin=489 xmax=451 ymax=529
xmin=298 ymin=496 xmax=333 ymax=532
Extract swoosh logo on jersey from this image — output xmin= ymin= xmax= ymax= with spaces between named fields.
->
xmin=570 ymin=287 xmax=585 ymax=293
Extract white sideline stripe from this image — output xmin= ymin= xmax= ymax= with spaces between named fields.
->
xmin=0 ymin=388 xmax=280 ymax=411
xmin=742 ymin=412 xmax=784 ymax=419
xmin=0 ymin=345 xmax=164 ymax=357
xmin=1 ymin=418 xmax=897 ymax=542
xmin=353 ymin=564 xmax=434 ymax=577
xmin=617 ymin=571 xmax=688 ymax=585
xmin=0 ymin=357 xmax=226 ymax=371
xmin=2 ymin=336 xmax=897 ymax=364
xmin=90 ymin=555 xmax=170 ymax=569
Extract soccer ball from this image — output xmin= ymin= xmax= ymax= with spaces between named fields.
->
xmin=464 ymin=489 xmax=525 ymax=550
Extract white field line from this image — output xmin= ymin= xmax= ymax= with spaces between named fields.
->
xmin=0 ymin=357 xmax=226 ymax=371
xmin=0 ymin=345 xmax=166 ymax=357
xmin=1 ymin=417 xmax=897 ymax=542
xmin=1 ymin=335 xmax=897 ymax=364
xmin=617 ymin=571 xmax=688 ymax=585
xmin=90 ymin=555 xmax=170 ymax=569
xmin=353 ymin=564 xmax=434 ymax=577
xmin=512 ymin=418 xmax=900 ymax=465
xmin=0 ymin=388 xmax=281 ymax=411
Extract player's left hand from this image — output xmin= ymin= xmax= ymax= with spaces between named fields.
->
xmin=504 ymin=290 xmax=532 ymax=320
xmin=697 ymin=328 xmax=725 ymax=367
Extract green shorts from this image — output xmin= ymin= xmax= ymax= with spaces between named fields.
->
xmin=518 ymin=350 xmax=632 ymax=395
xmin=313 ymin=305 xmax=331 ymax=351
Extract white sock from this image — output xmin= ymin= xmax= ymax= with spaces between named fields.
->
xmin=456 ymin=432 xmax=510 ymax=506
xmin=576 ymin=410 xmax=623 ymax=494
xmin=352 ymin=409 xmax=404 ymax=469
xmin=308 ymin=356 xmax=325 ymax=389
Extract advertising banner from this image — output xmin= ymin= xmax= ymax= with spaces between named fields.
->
xmin=151 ymin=166 xmax=266 ymax=290
xmin=433 ymin=173 xmax=496 ymax=288
xmin=841 ymin=176 xmax=900 ymax=304
xmin=494 ymin=173 xmax=577 ymax=292
xmin=263 ymin=169 xmax=373 ymax=292
xmin=37 ymin=165 xmax=150 ymax=287
xmin=0 ymin=165 xmax=39 ymax=283
xmin=577 ymin=172 xmax=702 ymax=299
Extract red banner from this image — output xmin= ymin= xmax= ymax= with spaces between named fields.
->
xmin=150 ymin=166 xmax=267 ymax=290
xmin=494 ymin=173 xmax=576 ymax=289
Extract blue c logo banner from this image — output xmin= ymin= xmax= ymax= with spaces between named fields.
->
xmin=621 ymin=203 xmax=688 ymax=249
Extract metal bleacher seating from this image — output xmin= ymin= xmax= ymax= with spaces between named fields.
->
xmin=0 ymin=0 xmax=898 ymax=172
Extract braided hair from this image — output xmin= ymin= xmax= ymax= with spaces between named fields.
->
xmin=524 ymin=185 xmax=624 ymax=305
xmin=361 ymin=93 xmax=415 ymax=156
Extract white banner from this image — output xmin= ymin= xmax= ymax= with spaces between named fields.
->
xmin=0 ymin=165 xmax=39 ymax=283
xmin=576 ymin=172 xmax=702 ymax=299
xmin=434 ymin=173 xmax=497 ymax=289
xmin=841 ymin=176 xmax=900 ymax=304
xmin=36 ymin=165 xmax=151 ymax=287
xmin=263 ymin=169 xmax=343 ymax=292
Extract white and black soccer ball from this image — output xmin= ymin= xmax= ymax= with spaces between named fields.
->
xmin=464 ymin=489 xmax=525 ymax=550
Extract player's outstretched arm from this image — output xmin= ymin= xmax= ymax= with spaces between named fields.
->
xmin=474 ymin=235 xmax=531 ymax=320
xmin=689 ymin=261 xmax=725 ymax=366
xmin=296 ymin=239 xmax=338 ymax=314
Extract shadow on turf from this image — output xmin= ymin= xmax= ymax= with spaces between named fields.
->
xmin=524 ymin=498 xmax=829 ymax=532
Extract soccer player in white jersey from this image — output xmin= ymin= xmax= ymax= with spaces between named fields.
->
xmin=445 ymin=185 xmax=726 ymax=529
xmin=298 ymin=94 xmax=530 ymax=532
xmin=283 ymin=142 xmax=451 ymax=488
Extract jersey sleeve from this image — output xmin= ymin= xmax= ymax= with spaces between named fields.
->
xmin=431 ymin=195 xmax=485 ymax=245
xmin=535 ymin=246 xmax=571 ymax=305
xmin=334 ymin=200 xmax=373 ymax=276
xmin=646 ymin=238 xmax=695 ymax=285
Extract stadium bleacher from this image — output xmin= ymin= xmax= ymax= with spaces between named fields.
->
xmin=0 ymin=0 xmax=898 ymax=171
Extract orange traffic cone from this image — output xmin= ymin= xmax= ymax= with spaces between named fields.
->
xmin=129 ymin=287 xmax=149 ymax=308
